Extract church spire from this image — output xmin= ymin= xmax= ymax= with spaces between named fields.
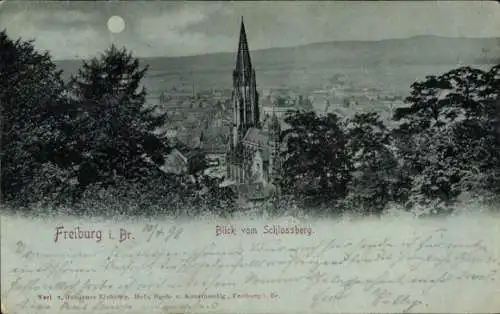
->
xmin=235 ymin=16 xmax=252 ymax=80
xmin=231 ymin=16 xmax=260 ymax=145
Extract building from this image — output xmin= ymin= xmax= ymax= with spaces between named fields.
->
xmin=159 ymin=148 xmax=189 ymax=174
xmin=225 ymin=18 xmax=281 ymax=196
xmin=262 ymin=106 xmax=297 ymax=119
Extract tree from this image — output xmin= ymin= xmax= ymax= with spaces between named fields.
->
xmin=195 ymin=176 xmax=236 ymax=215
xmin=66 ymin=45 xmax=168 ymax=194
xmin=473 ymin=64 xmax=500 ymax=196
xmin=344 ymin=112 xmax=398 ymax=214
xmin=392 ymin=65 xmax=499 ymax=210
xmin=394 ymin=67 xmax=487 ymax=134
xmin=187 ymin=150 xmax=208 ymax=175
xmin=0 ymin=30 xmax=70 ymax=204
xmin=280 ymin=111 xmax=351 ymax=208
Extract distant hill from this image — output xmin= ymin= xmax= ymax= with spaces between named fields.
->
xmin=56 ymin=35 xmax=500 ymax=98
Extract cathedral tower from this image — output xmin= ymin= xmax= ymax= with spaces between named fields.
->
xmin=231 ymin=17 xmax=260 ymax=148
xmin=268 ymin=114 xmax=281 ymax=183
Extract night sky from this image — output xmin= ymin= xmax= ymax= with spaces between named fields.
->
xmin=1 ymin=1 xmax=499 ymax=59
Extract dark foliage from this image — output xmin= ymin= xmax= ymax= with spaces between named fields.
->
xmin=280 ymin=111 xmax=351 ymax=208
xmin=65 ymin=45 xmax=169 ymax=194
xmin=1 ymin=30 xmax=69 ymax=204
xmin=2 ymin=29 xmax=500 ymax=216
xmin=392 ymin=66 xmax=500 ymax=210
xmin=343 ymin=112 xmax=399 ymax=214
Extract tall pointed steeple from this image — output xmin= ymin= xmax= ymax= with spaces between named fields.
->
xmin=234 ymin=16 xmax=253 ymax=84
xmin=230 ymin=16 xmax=260 ymax=149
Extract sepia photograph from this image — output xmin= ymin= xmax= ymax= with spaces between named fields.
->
xmin=1 ymin=1 xmax=500 ymax=313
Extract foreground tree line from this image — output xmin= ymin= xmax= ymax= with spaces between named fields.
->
xmin=281 ymin=66 xmax=500 ymax=214
xmin=1 ymin=31 xmax=233 ymax=215
xmin=1 ymin=31 xmax=499 ymax=216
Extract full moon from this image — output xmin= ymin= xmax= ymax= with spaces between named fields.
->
xmin=107 ymin=15 xmax=125 ymax=34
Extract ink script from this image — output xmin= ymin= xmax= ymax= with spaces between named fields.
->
xmin=1 ymin=214 xmax=499 ymax=313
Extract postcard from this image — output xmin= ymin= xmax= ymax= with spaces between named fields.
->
xmin=1 ymin=1 xmax=499 ymax=313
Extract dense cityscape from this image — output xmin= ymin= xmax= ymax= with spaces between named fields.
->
xmin=154 ymin=70 xmax=406 ymax=182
